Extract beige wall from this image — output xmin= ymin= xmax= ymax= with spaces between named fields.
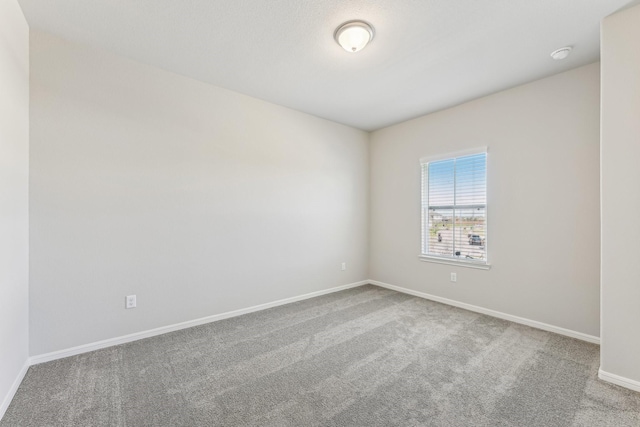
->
xmin=29 ymin=32 xmax=369 ymax=356
xmin=601 ymin=4 xmax=640 ymax=386
xmin=370 ymin=63 xmax=601 ymax=337
xmin=0 ymin=0 xmax=30 ymax=415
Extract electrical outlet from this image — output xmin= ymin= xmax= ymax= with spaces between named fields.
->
xmin=341 ymin=262 xmax=347 ymax=271
xmin=126 ymin=295 xmax=137 ymax=309
xmin=450 ymin=273 xmax=457 ymax=282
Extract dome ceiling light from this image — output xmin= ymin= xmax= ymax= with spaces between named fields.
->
xmin=334 ymin=20 xmax=375 ymax=53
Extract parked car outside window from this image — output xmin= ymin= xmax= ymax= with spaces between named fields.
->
xmin=468 ymin=234 xmax=484 ymax=245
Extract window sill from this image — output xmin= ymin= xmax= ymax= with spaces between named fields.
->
xmin=419 ymin=255 xmax=491 ymax=270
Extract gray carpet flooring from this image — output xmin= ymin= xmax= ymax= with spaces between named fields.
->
xmin=2 ymin=284 xmax=639 ymax=426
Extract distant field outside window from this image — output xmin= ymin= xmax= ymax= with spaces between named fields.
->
xmin=421 ymin=150 xmax=487 ymax=265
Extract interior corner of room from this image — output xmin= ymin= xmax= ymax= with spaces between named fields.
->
xmin=2 ymin=0 xmax=640 ymax=424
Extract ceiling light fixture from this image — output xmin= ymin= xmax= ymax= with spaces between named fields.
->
xmin=334 ymin=20 xmax=375 ymax=53
xmin=550 ymin=46 xmax=572 ymax=60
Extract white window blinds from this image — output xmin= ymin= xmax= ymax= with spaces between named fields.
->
xmin=421 ymin=151 xmax=487 ymax=264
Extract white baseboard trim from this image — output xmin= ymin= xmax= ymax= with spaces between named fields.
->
xmin=0 ymin=361 xmax=29 ymax=420
xmin=28 ymin=280 xmax=369 ymax=366
xmin=369 ymin=280 xmax=600 ymax=345
xmin=599 ymin=368 xmax=640 ymax=392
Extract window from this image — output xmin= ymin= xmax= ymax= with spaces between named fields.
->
xmin=421 ymin=149 xmax=488 ymax=267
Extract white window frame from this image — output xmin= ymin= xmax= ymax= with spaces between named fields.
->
xmin=420 ymin=147 xmax=490 ymax=270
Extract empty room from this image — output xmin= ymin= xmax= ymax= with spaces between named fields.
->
xmin=2 ymin=0 xmax=640 ymax=425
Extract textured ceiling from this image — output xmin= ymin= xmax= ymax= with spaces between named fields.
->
xmin=17 ymin=0 xmax=639 ymax=131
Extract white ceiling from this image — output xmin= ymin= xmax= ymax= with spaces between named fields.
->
xmin=17 ymin=0 xmax=639 ymax=131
